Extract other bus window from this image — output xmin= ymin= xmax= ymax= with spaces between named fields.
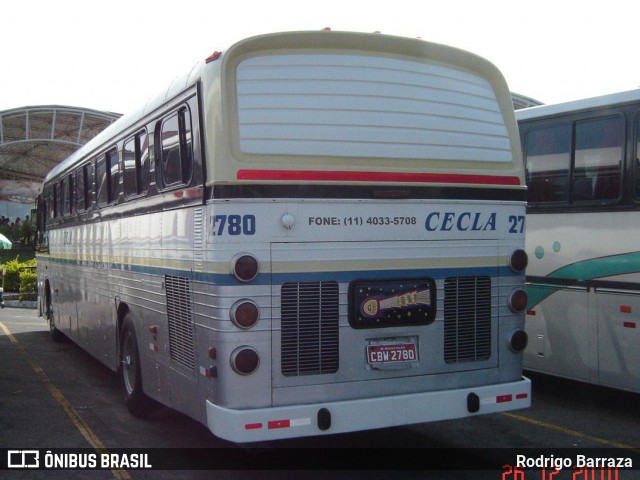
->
xmin=572 ymin=116 xmax=623 ymax=202
xmin=525 ymin=124 xmax=571 ymax=203
xmin=123 ymin=130 xmax=150 ymax=197
xmin=159 ymin=107 xmax=193 ymax=188
xmin=636 ymin=119 xmax=640 ymax=200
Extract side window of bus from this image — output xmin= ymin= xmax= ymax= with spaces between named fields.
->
xmin=84 ymin=163 xmax=94 ymax=210
xmin=525 ymin=124 xmax=571 ymax=203
xmin=96 ymin=155 xmax=109 ymax=206
xmin=573 ymin=116 xmax=623 ymax=202
xmin=75 ymin=167 xmax=85 ymax=212
xmin=96 ymin=148 xmax=119 ymax=206
xmin=51 ymin=184 xmax=58 ymax=220
xmin=60 ymin=177 xmax=70 ymax=217
xmin=66 ymin=174 xmax=74 ymax=216
xmin=57 ymin=179 xmax=64 ymax=217
xmin=123 ymin=129 xmax=150 ymax=197
xmin=76 ymin=163 xmax=93 ymax=212
xmin=159 ymin=107 xmax=193 ymax=189
xmin=107 ymin=147 xmax=120 ymax=203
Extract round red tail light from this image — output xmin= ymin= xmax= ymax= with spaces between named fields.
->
xmin=230 ymin=300 xmax=260 ymax=329
xmin=231 ymin=254 xmax=259 ymax=282
xmin=509 ymin=249 xmax=528 ymax=273
xmin=230 ymin=347 xmax=260 ymax=375
xmin=509 ymin=289 xmax=528 ymax=313
xmin=510 ymin=330 xmax=528 ymax=352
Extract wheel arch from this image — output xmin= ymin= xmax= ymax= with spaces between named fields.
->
xmin=44 ymin=279 xmax=52 ymax=308
xmin=117 ymin=301 xmax=154 ymax=417
xmin=116 ymin=301 xmax=130 ymax=342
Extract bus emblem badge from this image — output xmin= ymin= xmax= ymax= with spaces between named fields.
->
xmin=360 ymin=289 xmax=431 ymax=318
xmin=349 ymin=279 xmax=436 ymax=328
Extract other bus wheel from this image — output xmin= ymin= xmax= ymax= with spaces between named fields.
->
xmin=119 ymin=316 xmax=152 ymax=417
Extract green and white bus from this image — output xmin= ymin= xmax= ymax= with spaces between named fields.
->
xmin=518 ymin=89 xmax=640 ymax=393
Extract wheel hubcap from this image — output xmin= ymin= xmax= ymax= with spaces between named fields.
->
xmin=121 ymin=336 xmax=137 ymax=394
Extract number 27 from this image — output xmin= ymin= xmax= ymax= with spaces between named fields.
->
xmin=508 ymin=215 xmax=525 ymax=233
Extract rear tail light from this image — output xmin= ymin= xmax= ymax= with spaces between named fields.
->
xmin=230 ymin=300 xmax=260 ymax=329
xmin=509 ymin=249 xmax=528 ymax=273
xmin=509 ymin=289 xmax=528 ymax=313
xmin=230 ymin=347 xmax=260 ymax=375
xmin=510 ymin=330 xmax=528 ymax=352
xmin=231 ymin=254 xmax=259 ymax=282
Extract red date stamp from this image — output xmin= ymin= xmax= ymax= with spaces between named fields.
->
xmin=502 ymin=465 xmax=622 ymax=480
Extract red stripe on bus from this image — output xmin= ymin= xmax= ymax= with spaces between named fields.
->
xmin=237 ymin=170 xmax=521 ymax=186
xmin=268 ymin=419 xmax=291 ymax=429
xmin=496 ymin=394 xmax=513 ymax=403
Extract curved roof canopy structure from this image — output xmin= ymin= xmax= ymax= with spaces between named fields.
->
xmin=0 ymin=106 xmax=120 ymax=202
xmin=511 ymin=92 xmax=543 ymax=110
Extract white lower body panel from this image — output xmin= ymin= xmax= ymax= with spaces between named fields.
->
xmin=206 ymin=377 xmax=531 ymax=442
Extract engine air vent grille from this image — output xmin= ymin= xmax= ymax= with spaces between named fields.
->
xmin=281 ymin=281 xmax=339 ymax=376
xmin=165 ymin=275 xmax=196 ymax=369
xmin=444 ymin=276 xmax=492 ymax=364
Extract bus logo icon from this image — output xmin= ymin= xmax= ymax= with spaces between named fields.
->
xmin=7 ymin=450 xmax=39 ymax=468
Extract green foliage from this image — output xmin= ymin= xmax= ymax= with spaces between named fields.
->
xmin=1 ymin=256 xmax=37 ymax=295
xmin=19 ymin=268 xmax=37 ymax=301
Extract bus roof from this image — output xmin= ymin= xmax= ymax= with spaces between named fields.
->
xmin=515 ymin=89 xmax=640 ymax=122
xmin=45 ymin=30 xmax=521 ymax=185
xmin=44 ymin=62 xmax=205 ymax=182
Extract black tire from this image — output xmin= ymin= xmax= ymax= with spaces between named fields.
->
xmin=46 ymin=289 xmax=66 ymax=343
xmin=119 ymin=315 xmax=152 ymax=417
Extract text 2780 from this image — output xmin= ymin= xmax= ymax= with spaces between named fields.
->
xmin=213 ymin=215 xmax=256 ymax=236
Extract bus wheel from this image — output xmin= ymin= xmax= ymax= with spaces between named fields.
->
xmin=119 ymin=315 xmax=152 ymax=417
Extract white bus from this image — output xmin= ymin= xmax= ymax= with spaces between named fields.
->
xmin=517 ymin=89 xmax=640 ymax=393
xmin=36 ymin=30 xmax=530 ymax=443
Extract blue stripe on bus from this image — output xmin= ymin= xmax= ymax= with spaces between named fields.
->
xmin=194 ymin=267 xmax=509 ymax=285
xmin=39 ymin=256 xmax=519 ymax=286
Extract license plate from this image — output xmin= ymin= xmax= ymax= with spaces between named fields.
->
xmin=367 ymin=343 xmax=417 ymax=365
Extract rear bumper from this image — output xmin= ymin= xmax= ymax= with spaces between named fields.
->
xmin=206 ymin=376 xmax=531 ymax=443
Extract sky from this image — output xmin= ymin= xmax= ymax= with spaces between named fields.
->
xmin=1 ymin=0 xmax=639 ymax=115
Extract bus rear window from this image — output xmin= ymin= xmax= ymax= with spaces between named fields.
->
xmin=235 ymin=54 xmax=512 ymax=163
